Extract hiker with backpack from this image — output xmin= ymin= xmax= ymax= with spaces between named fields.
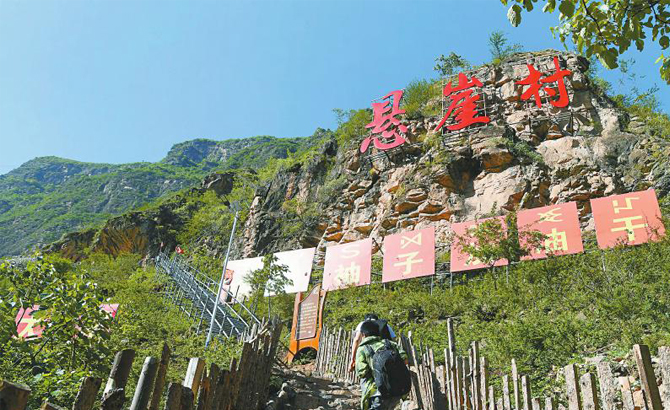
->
xmin=355 ymin=320 xmax=411 ymax=410
xmin=349 ymin=313 xmax=396 ymax=372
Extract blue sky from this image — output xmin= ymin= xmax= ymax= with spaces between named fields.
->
xmin=0 ymin=0 xmax=667 ymax=175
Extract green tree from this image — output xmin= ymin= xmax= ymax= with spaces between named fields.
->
xmin=501 ymin=0 xmax=670 ymax=83
xmin=454 ymin=212 xmax=546 ymax=267
xmin=434 ymin=52 xmax=472 ymax=77
xmin=244 ymin=254 xmax=293 ymax=318
xmin=488 ymin=30 xmax=523 ymax=63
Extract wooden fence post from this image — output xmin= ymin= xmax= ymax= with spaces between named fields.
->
xmin=657 ymin=346 xmax=670 ymax=410
xmin=595 ymin=361 xmax=617 ymax=410
xmin=0 ymin=381 xmax=31 ymax=410
xmin=532 ymin=398 xmax=541 ymax=410
xmin=100 ymin=388 xmax=125 ymax=410
xmin=633 ymin=345 xmax=663 ymax=410
xmin=579 ymin=373 xmax=599 ymax=410
xmin=618 ymin=377 xmax=635 ymax=410
xmin=512 ymin=360 xmax=520 ymax=410
xmin=163 ymin=383 xmax=182 ymax=410
xmin=502 ymin=375 xmax=512 ymax=410
xmin=129 ymin=357 xmax=159 ymax=410
xmin=104 ymin=349 xmax=136 ymax=395
xmin=521 ymin=376 xmax=531 ymax=410
xmin=178 ymin=387 xmax=194 ymax=410
xmin=149 ymin=344 xmax=171 ymax=410
xmin=183 ymin=358 xmax=206 ymax=400
xmin=72 ymin=377 xmax=102 ymax=410
xmin=545 ymin=397 xmax=555 ymax=410
xmin=564 ymin=364 xmax=582 ymax=410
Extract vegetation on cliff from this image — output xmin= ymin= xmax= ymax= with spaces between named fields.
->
xmin=0 ymin=135 xmax=319 ymax=257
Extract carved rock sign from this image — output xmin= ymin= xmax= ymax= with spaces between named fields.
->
xmin=287 ymin=284 xmax=326 ymax=364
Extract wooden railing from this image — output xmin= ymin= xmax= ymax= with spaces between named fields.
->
xmin=315 ymin=319 xmax=670 ymax=410
xmin=0 ymin=321 xmax=282 ymax=410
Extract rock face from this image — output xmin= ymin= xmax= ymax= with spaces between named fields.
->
xmin=43 ymin=50 xmax=670 ymax=263
xmin=239 ymin=50 xmax=670 ymax=261
xmin=45 ymin=172 xmax=239 ymax=261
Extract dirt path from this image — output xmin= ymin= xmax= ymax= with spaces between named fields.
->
xmin=268 ymin=364 xmax=361 ymax=410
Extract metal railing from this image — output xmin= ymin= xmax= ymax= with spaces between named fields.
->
xmin=155 ymin=251 xmax=261 ymax=339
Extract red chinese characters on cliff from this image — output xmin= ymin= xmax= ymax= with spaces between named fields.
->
xmin=382 ymin=227 xmax=435 ymax=283
xmin=591 ymin=189 xmax=666 ymax=249
xmin=360 ymin=90 xmax=408 ymax=153
xmin=516 ymin=56 xmax=572 ymax=108
xmin=517 ymin=202 xmax=584 ymax=260
xmin=450 ymin=217 xmax=509 ymax=272
xmin=434 ymin=73 xmax=490 ymax=132
xmin=323 ymin=238 xmax=373 ymax=291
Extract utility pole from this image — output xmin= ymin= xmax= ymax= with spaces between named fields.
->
xmin=205 ymin=203 xmax=240 ymax=348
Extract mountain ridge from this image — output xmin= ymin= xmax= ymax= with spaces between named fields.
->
xmin=0 ymin=133 xmax=324 ymax=256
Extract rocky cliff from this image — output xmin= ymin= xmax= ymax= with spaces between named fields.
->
xmin=240 ymin=50 xmax=670 ymax=260
xmin=45 ymin=50 xmax=670 ymax=263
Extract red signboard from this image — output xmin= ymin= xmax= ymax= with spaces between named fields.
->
xmin=450 ymin=217 xmax=509 ymax=272
xmin=382 ymin=226 xmax=435 ymax=283
xmin=15 ymin=304 xmax=119 ymax=339
xmin=323 ymin=238 xmax=372 ymax=291
xmin=517 ymin=202 xmax=584 ymax=260
xmin=517 ymin=56 xmax=572 ymax=108
xmin=591 ymin=189 xmax=666 ymax=249
xmin=360 ymin=90 xmax=408 ymax=153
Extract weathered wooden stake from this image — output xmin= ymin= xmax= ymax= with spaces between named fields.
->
xmin=163 ymin=383 xmax=182 ymax=410
xmin=657 ymin=346 xmax=670 ymax=410
xmin=564 ymin=364 xmax=582 ymax=410
xmin=633 ymin=344 xmax=663 ymax=410
xmin=72 ymin=377 xmax=101 ymax=410
xmin=512 ymin=360 xmax=520 ymax=410
xmin=183 ymin=358 xmax=206 ymax=399
xmin=618 ymin=377 xmax=635 ymax=410
xmin=0 ymin=381 xmax=31 ymax=410
xmin=129 ymin=357 xmax=159 ymax=410
xmin=544 ymin=397 xmax=555 ymax=410
xmin=149 ymin=344 xmax=171 ymax=410
xmin=595 ymin=361 xmax=617 ymax=410
xmin=502 ymin=375 xmax=512 ymax=410
xmin=103 ymin=349 xmax=136 ymax=395
xmin=579 ymin=373 xmax=599 ymax=410
xmin=521 ymin=376 xmax=531 ymax=410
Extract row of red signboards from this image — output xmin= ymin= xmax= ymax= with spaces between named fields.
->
xmin=15 ymin=304 xmax=119 ymax=339
xmin=322 ymin=189 xmax=666 ymax=291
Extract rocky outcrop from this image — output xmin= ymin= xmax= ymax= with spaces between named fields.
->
xmin=46 ymin=172 xmax=239 ymax=261
xmin=238 ymin=50 xmax=669 ymax=261
xmin=42 ymin=50 xmax=670 ymax=263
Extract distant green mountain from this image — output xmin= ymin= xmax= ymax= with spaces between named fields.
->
xmin=0 ymin=133 xmax=324 ymax=256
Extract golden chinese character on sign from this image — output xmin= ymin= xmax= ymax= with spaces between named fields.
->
xmin=538 ymin=208 xmax=563 ymax=223
xmin=393 ymin=251 xmax=424 ymax=276
xmin=613 ymin=197 xmax=640 ymax=214
xmin=544 ymin=228 xmax=568 ymax=252
xmin=333 ymin=261 xmax=361 ymax=288
xmin=611 ymin=216 xmax=648 ymax=242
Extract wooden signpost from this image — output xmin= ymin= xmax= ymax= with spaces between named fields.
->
xmin=286 ymin=284 xmax=326 ymax=364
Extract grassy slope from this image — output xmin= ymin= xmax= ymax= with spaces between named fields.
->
xmin=324 ymin=214 xmax=670 ymax=394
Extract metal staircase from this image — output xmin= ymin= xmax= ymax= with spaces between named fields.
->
xmin=155 ymin=251 xmax=260 ymax=338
